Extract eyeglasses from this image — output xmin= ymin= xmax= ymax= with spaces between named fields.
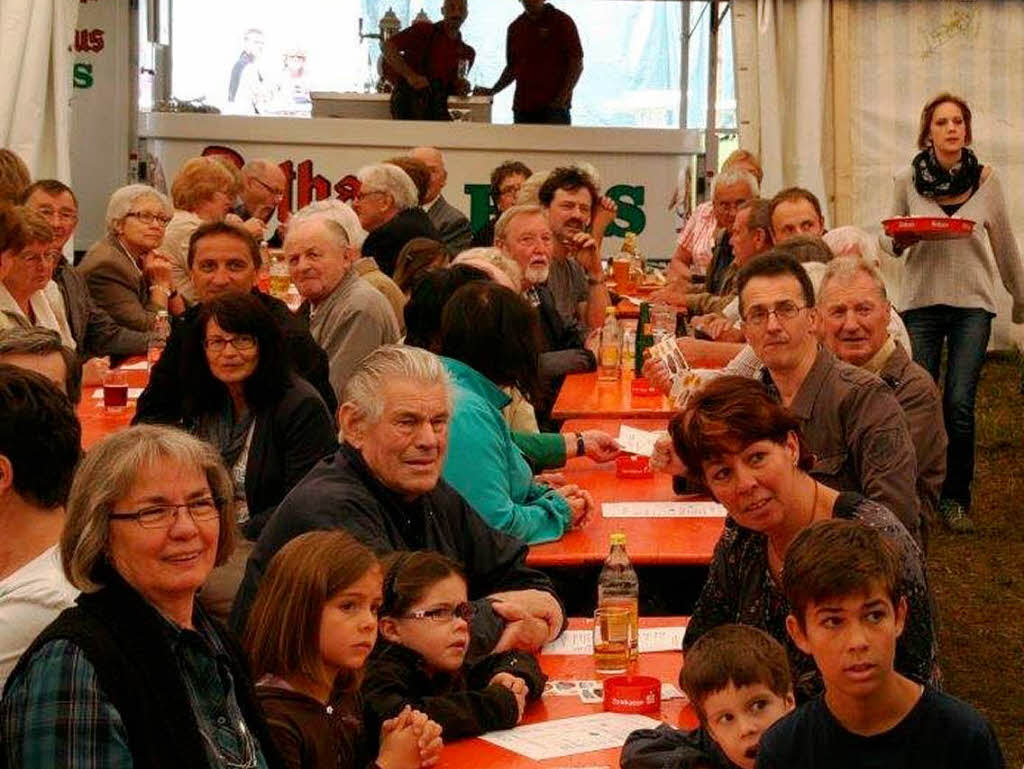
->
xmin=743 ymin=301 xmax=806 ymax=327
xmin=252 ymin=176 xmax=286 ymax=200
xmin=109 ymin=498 xmax=220 ymax=528
xmin=401 ymin=601 xmax=475 ymax=623
xmin=33 ymin=206 xmax=78 ymax=223
xmin=204 ymin=334 xmax=257 ymax=353
xmin=126 ymin=211 xmax=172 ymax=226
xmin=355 ymin=190 xmax=387 ymax=202
xmin=13 ymin=251 xmax=58 ymax=266
xmin=499 ymin=183 xmax=522 ymax=198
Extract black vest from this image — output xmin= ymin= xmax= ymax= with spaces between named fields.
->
xmin=4 ymin=570 xmax=283 ymax=769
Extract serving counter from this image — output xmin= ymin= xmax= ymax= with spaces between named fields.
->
xmin=138 ymin=112 xmax=702 ymax=256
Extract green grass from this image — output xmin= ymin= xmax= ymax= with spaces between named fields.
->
xmin=927 ymin=353 xmax=1024 ymax=765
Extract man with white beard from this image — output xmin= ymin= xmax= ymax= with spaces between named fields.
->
xmin=495 ymin=203 xmax=594 ymax=424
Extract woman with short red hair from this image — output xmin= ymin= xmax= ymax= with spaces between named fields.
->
xmin=670 ymin=375 xmax=936 ymax=702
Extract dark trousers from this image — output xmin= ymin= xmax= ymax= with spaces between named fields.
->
xmin=513 ymin=106 xmax=571 ymax=125
xmin=902 ymin=305 xmax=993 ymax=506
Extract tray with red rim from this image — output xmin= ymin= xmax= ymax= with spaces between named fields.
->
xmin=882 ymin=216 xmax=974 ymax=240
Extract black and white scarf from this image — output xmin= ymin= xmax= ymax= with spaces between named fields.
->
xmin=912 ymin=146 xmax=981 ymax=199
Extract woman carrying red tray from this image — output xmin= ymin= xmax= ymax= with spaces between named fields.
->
xmin=885 ymin=92 xmax=1024 ymax=533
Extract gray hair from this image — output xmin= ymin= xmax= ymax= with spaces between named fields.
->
xmin=104 ymin=184 xmax=172 ymax=234
xmin=241 ymin=158 xmax=278 ymax=179
xmin=357 ymin=164 xmax=419 ymax=211
xmin=494 ymin=203 xmax=547 ymax=243
xmin=0 ymin=327 xmax=82 ymax=404
xmin=823 ymin=226 xmax=881 ymax=267
xmin=818 ymin=255 xmax=889 ymax=303
xmin=62 ymin=425 xmax=237 ymax=593
xmin=515 ymin=172 xmax=548 ymax=206
xmin=452 ymin=247 xmax=523 ymax=291
xmin=775 ymin=235 xmax=833 ymax=265
xmin=712 ymin=167 xmax=760 ymax=198
xmin=342 ymin=344 xmax=451 ymax=423
xmin=289 ymin=199 xmax=367 ymax=249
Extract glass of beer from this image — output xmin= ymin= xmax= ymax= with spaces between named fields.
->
xmin=102 ymin=368 xmax=129 ymax=413
xmin=593 ymin=606 xmax=634 ymax=675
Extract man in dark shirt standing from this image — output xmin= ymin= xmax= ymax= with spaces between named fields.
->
xmin=383 ymin=0 xmax=474 ymax=120
xmin=478 ymin=0 xmax=583 ymax=125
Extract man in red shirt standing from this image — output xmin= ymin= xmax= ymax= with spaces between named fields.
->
xmin=478 ymin=0 xmax=583 ymax=125
xmin=383 ymin=0 xmax=474 ymax=120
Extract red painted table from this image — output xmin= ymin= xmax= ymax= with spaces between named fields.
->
xmin=439 ymin=617 xmax=697 ymax=769
xmin=526 ymin=420 xmax=723 ymax=568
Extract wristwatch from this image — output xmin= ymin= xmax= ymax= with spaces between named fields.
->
xmin=575 ymin=432 xmax=585 ymax=458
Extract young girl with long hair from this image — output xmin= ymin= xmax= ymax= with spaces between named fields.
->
xmin=362 ymin=551 xmax=546 ymax=740
xmin=243 ymin=531 xmax=442 ymax=769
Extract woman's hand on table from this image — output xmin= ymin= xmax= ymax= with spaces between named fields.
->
xmin=405 ymin=710 xmax=443 ymax=768
xmin=651 ymin=434 xmax=688 ymax=476
xmin=536 ymin=471 xmax=567 ymax=487
xmin=551 ymin=483 xmax=593 ymax=528
xmin=581 ymin=430 xmax=621 ymax=462
xmin=82 ymin=356 xmax=110 ymax=387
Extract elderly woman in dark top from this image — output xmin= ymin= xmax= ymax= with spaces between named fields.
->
xmin=670 ymin=376 xmax=936 ymax=702
xmin=0 ymin=425 xmax=284 ymax=769
xmin=173 ymin=292 xmax=337 ymax=618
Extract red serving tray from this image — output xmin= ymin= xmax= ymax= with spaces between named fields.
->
xmin=882 ymin=216 xmax=975 ymax=240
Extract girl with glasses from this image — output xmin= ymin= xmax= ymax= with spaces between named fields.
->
xmin=244 ymin=531 xmax=442 ymax=769
xmin=363 ymin=551 xmax=546 ymax=740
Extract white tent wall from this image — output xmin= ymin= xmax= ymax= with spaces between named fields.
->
xmin=0 ymin=0 xmax=78 ymax=210
xmin=734 ymin=0 xmax=1024 ymax=349
xmin=732 ymin=0 xmax=833 ymax=222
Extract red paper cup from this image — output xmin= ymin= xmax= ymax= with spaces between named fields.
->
xmin=603 ymin=675 xmax=661 ymax=713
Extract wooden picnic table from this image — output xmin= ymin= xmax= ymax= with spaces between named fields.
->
xmin=440 ymin=616 xmax=697 ymax=769
xmin=526 ymin=419 xmax=724 ymax=568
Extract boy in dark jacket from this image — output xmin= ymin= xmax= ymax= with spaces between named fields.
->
xmin=363 ymin=551 xmax=546 ymax=739
xmin=622 ymin=624 xmax=794 ymax=769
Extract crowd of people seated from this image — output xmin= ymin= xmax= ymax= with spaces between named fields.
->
xmin=0 ymin=87 xmax=1018 ymax=768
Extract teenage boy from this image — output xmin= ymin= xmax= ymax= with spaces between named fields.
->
xmin=757 ymin=519 xmax=1004 ymax=768
xmin=622 ymin=624 xmax=796 ymax=769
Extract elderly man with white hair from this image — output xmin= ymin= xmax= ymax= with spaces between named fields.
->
xmin=410 ymin=146 xmax=472 ymax=256
xmin=818 ymin=256 xmax=948 ymax=533
xmin=78 ymin=184 xmax=181 ymax=332
xmin=354 ymin=163 xmax=440 ymax=277
xmin=294 ymin=199 xmax=406 ymax=332
xmin=285 ymin=208 xmax=400 ymax=401
xmin=231 ymin=344 xmax=566 ymax=657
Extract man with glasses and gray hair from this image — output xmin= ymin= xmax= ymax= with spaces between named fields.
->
xmin=733 ymin=252 xmax=922 ymax=541
xmin=233 ymin=344 xmax=566 ymax=659
xmin=354 ymin=163 xmax=440 ymax=277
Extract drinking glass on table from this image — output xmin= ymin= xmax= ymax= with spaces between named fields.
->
xmin=593 ymin=605 xmax=634 ymax=674
xmin=102 ymin=368 xmax=129 ymax=413
xmin=650 ymin=302 xmax=677 ymax=341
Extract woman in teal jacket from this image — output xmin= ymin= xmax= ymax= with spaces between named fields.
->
xmin=439 ymin=282 xmax=592 ymax=544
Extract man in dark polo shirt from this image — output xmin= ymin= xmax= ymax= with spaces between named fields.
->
xmin=477 ymin=0 xmax=583 ymax=125
xmin=383 ymin=0 xmax=474 ymax=120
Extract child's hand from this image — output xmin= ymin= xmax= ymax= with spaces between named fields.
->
xmin=378 ymin=707 xmax=422 ymax=769
xmin=412 ymin=714 xmax=443 ymax=767
xmin=490 ymin=672 xmax=528 ymax=722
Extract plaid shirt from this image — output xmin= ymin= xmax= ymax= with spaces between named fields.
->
xmin=2 ymin=611 xmax=270 ymax=769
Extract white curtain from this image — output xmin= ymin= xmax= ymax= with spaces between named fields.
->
xmin=733 ymin=0 xmax=831 ymax=222
xmin=0 ymin=0 xmax=78 ymax=184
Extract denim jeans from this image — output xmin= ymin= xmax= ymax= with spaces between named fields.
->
xmin=901 ymin=305 xmax=993 ymax=507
